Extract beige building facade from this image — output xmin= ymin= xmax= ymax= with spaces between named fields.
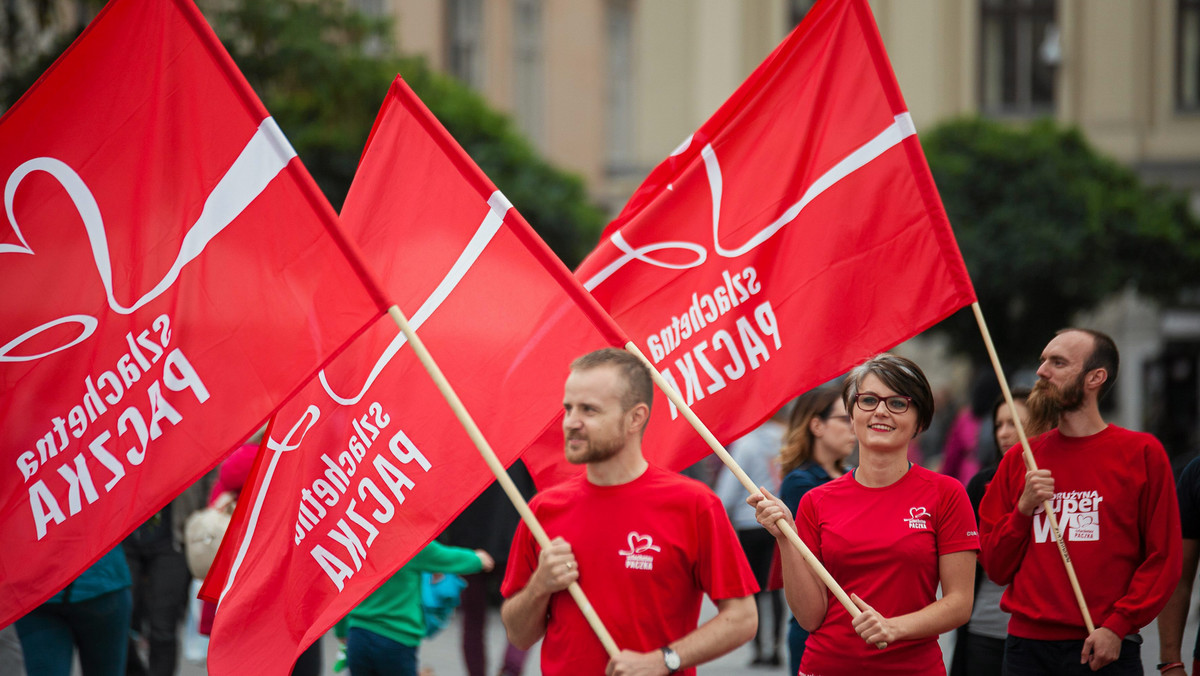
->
xmin=379 ymin=0 xmax=1200 ymax=214
xmin=379 ymin=0 xmax=794 ymax=210
xmin=381 ymin=0 xmax=1200 ymax=443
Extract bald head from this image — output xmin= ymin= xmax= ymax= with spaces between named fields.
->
xmin=1057 ymin=328 xmax=1119 ymax=401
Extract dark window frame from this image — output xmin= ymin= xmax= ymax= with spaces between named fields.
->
xmin=445 ymin=0 xmax=485 ymax=89
xmin=978 ymin=0 xmax=1058 ymax=117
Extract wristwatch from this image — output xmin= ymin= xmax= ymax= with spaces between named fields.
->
xmin=661 ymin=646 xmax=681 ymax=673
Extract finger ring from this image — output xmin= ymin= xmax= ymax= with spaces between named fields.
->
xmin=566 ymin=562 xmax=573 ymax=570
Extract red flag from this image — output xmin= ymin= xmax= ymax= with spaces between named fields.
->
xmin=202 ymin=77 xmax=627 ymax=674
xmin=0 ymin=0 xmax=386 ymax=626
xmin=524 ymin=0 xmax=975 ymax=486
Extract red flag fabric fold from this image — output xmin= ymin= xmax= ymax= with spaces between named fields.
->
xmin=0 ymin=0 xmax=386 ymax=627
xmin=524 ymin=0 xmax=975 ymax=487
xmin=202 ymin=77 xmax=627 ymax=675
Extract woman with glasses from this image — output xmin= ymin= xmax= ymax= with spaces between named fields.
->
xmin=773 ymin=384 xmax=857 ymax=675
xmin=750 ymin=354 xmax=978 ymax=675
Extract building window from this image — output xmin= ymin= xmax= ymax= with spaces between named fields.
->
xmin=513 ymin=0 xmax=544 ymax=147
xmin=446 ymin=0 xmax=484 ymax=89
xmin=979 ymin=0 xmax=1057 ymax=115
xmin=606 ymin=0 xmax=634 ymax=173
xmin=1180 ymin=0 xmax=1200 ymax=112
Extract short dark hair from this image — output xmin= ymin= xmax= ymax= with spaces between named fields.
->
xmin=1058 ymin=328 xmax=1119 ymax=401
xmin=842 ymin=354 xmax=934 ymax=436
xmin=570 ymin=348 xmax=654 ymax=414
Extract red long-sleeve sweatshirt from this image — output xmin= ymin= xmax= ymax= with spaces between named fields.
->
xmin=979 ymin=424 xmax=1182 ymax=640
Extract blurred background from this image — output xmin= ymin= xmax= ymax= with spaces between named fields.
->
xmin=3 ymin=0 xmax=1200 ymax=467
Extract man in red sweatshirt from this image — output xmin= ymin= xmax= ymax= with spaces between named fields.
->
xmin=979 ymin=328 xmax=1181 ymax=675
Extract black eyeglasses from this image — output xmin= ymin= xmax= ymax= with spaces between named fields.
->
xmin=853 ymin=393 xmax=912 ymax=414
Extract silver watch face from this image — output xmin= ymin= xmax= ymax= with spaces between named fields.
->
xmin=663 ymin=648 xmax=681 ymax=670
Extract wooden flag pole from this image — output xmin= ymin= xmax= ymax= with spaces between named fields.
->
xmin=385 ymin=305 xmax=621 ymax=657
xmin=970 ymin=302 xmax=1095 ymax=633
xmin=622 ymin=341 xmax=885 ymax=646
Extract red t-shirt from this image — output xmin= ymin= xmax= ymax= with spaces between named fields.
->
xmin=978 ymin=425 xmax=1182 ymax=640
xmin=501 ymin=465 xmax=758 ymax=675
xmin=795 ymin=465 xmax=978 ymax=675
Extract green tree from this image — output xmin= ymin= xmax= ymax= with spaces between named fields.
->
xmin=1 ymin=0 xmax=605 ymax=266
xmin=0 ymin=1 xmax=104 ymax=108
xmin=922 ymin=117 xmax=1200 ymax=369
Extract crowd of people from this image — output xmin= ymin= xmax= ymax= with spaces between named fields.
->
xmin=9 ymin=328 xmax=1200 ymax=676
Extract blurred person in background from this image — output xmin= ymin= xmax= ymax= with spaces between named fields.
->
xmin=439 ymin=462 xmax=535 ymax=676
xmin=939 ymin=375 xmax=1000 ymax=486
xmin=771 ymin=383 xmax=856 ymax=675
xmin=340 ymin=542 xmax=494 ymax=676
xmin=15 ymin=546 xmax=132 ymax=676
xmin=123 ymin=471 xmax=214 ymax=676
xmin=0 ymin=624 xmax=22 ymax=676
xmin=716 ymin=407 xmax=788 ymax=667
xmin=1156 ymin=452 xmax=1200 ymax=676
xmin=951 ymin=387 xmax=1030 ymax=676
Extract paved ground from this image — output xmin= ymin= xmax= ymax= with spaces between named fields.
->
xmin=176 ymin=600 xmax=776 ymax=676
xmin=172 ymin=590 xmax=1200 ymax=675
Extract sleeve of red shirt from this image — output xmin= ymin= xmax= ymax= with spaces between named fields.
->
xmin=794 ymin=491 xmax=824 ymax=563
xmin=766 ymin=546 xmax=783 ymax=591
xmin=500 ymin=517 xmax=538 ymax=599
xmin=1101 ymin=438 xmax=1183 ymax=638
xmin=937 ymin=476 xmax=980 ymax=555
xmin=978 ymin=446 xmax=1035 ymax=585
xmin=695 ymin=491 xmax=760 ymax=600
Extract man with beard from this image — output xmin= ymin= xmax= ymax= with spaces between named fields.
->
xmin=979 ymin=329 xmax=1181 ymax=675
xmin=500 ymin=348 xmax=758 ymax=675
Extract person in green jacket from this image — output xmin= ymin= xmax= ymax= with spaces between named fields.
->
xmin=342 ymin=540 xmax=494 ymax=676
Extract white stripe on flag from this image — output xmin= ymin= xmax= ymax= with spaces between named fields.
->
xmin=318 ymin=190 xmax=512 ymax=405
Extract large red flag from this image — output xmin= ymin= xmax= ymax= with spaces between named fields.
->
xmin=201 ymin=77 xmax=627 ymax=674
xmin=0 ymin=0 xmax=386 ymax=626
xmin=525 ymin=0 xmax=975 ymax=487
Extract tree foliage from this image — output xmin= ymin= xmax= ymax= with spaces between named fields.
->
xmin=0 ymin=0 xmax=104 ymax=109
xmin=922 ymin=117 xmax=1200 ymax=368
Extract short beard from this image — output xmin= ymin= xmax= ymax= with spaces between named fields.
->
xmin=565 ymin=430 xmax=625 ymax=465
xmin=1026 ymin=374 xmax=1086 ymax=436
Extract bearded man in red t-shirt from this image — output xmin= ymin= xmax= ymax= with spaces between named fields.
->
xmin=980 ymin=328 xmax=1182 ymax=675
xmin=500 ymin=348 xmax=759 ymax=675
